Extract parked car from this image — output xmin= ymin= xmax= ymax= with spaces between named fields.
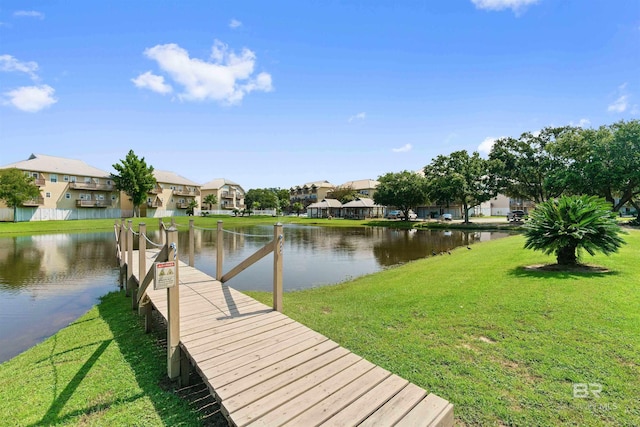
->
xmin=507 ymin=210 xmax=526 ymax=222
xmin=441 ymin=213 xmax=452 ymax=221
xmin=386 ymin=210 xmax=403 ymax=219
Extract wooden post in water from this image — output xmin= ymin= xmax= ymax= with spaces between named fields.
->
xmin=216 ymin=220 xmax=223 ymax=281
xmin=158 ymin=218 xmax=164 ymax=246
xmin=273 ymin=223 xmax=284 ymax=312
xmin=166 ymin=226 xmax=181 ymax=380
xmin=126 ymin=220 xmax=134 ymax=297
xmin=119 ymin=219 xmax=126 ymax=288
xmin=188 ymin=218 xmax=195 ymax=267
xmin=135 ymin=223 xmax=146 ymax=311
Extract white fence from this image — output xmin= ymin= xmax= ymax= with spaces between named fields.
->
xmin=0 ymin=207 xmax=122 ymax=222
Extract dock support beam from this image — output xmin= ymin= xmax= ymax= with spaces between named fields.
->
xmin=216 ymin=220 xmax=223 ymax=281
xmin=126 ymin=220 xmax=133 ymax=297
xmin=166 ymin=226 xmax=181 ymax=380
xmin=188 ymin=218 xmax=195 ymax=267
xmin=273 ymin=223 xmax=283 ymax=312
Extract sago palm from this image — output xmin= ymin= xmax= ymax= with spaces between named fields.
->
xmin=523 ymin=195 xmax=625 ymax=265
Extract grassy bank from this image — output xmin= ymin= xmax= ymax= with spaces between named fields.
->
xmin=0 ymin=215 xmax=375 ymax=236
xmin=0 ymin=292 xmax=227 ymax=426
xmin=246 ymin=231 xmax=640 ymax=426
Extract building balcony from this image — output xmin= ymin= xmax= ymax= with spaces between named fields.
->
xmin=22 ymin=197 xmax=45 ymax=206
xmin=147 ymin=200 xmax=163 ymax=208
xmin=173 ymin=189 xmax=199 ymax=197
xmin=69 ymin=182 xmax=114 ymax=191
xmin=76 ymin=200 xmax=111 ymax=208
xmin=176 ymin=203 xmax=190 ymax=209
xmin=149 ymin=186 xmax=163 ymax=194
xmin=33 ymin=178 xmax=46 ymax=187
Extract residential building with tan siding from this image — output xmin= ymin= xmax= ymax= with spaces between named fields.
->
xmin=337 ymin=179 xmax=380 ymax=199
xmin=122 ymin=170 xmax=201 ymax=218
xmin=201 ymin=178 xmax=245 ymax=211
xmin=0 ymin=153 xmax=120 ymax=222
xmin=289 ymin=180 xmax=335 ymax=208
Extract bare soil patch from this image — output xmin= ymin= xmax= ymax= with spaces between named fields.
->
xmin=523 ymin=264 xmax=610 ymax=273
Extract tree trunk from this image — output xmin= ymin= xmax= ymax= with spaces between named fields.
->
xmin=556 ymin=245 xmax=577 ymax=265
xmin=463 ymin=202 xmax=469 ymax=224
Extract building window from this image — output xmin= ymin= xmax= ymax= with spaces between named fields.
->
xmin=84 ymin=177 xmax=91 ymax=183
xmin=65 ymin=193 xmax=71 ymax=199
xmin=50 ymin=174 xmax=58 ymax=183
xmin=46 ymin=192 xmax=51 ymax=198
xmin=112 ymin=195 xmax=116 ymax=201
xmin=97 ymin=194 xmax=104 ymax=200
xmin=63 ymin=175 xmax=69 ymax=182
xmin=70 ymin=176 xmax=76 ymax=182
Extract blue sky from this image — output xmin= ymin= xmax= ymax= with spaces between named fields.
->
xmin=1 ymin=0 xmax=639 ymax=190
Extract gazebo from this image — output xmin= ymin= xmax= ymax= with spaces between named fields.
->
xmin=341 ymin=197 xmax=384 ymax=219
xmin=306 ymin=198 xmax=342 ymax=218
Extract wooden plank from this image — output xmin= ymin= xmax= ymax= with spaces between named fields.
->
xmin=198 ymin=329 xmax=323 ymax=379
xmin=188 ymin=322 xmax=308 ymax=361
xmin=359 ymin=382 xmax=427 ymax=426
xmin=321 ymin=374 xmax=409 ymax=426
xmin=280 ymin=366 xmax=391 ymax=427
xmin=221 ymin=347 xmax=352 ymax=413
xmin=213 ymin=338 xmax=338 ymax=398
xmin=228 ymin=352 xmax=362 ymax=426
xmin=395 ymin=393 xmax=454 ymax=427
xmin=183 ymin=317 xmax=297 ymax=350
xmin=247 ymin=358 xmax=378 ymax=426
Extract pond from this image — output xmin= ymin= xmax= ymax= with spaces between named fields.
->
xmin=0 ymin=225 xmax=513 ymax=362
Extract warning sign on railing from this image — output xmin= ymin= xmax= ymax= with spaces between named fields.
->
xmin=154 ymin=261 xmax=177 ymax=290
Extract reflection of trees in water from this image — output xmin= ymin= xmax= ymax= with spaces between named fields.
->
xmin=373 ymin=230 xmax=483 ymax=267
xmin=0 ymin=233 xmax=115 ymax=290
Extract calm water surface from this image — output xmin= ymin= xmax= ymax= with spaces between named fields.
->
xmin=0 ymin=225 xmax=512 ymax=362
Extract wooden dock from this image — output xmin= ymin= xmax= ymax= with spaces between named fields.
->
xmin=119 ymin=221 xmax=453 ymax=426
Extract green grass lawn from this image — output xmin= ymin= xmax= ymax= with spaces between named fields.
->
xmin=0 ymin=292 xmax=227 ymax=426
xmin=247 ymin=230 xmax=640 ymax=426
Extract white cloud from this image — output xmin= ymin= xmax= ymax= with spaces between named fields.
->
xmin=569 ymin=118 xmax=591 ymax=128
xmin=392 ymin=143 xmax=412 ymax=153
xmin=477 ymin=137 xmax=499 ymax=154
xmin=229 ymin=19 xmax=242 ymax=29
xmin=13 ymin=10 xmax=45 ymax=19
xmin=0 ymin=54 xmax=39 ymax=80
xmin=348 ymin=112 xmax=366 ymax=123
xmin=131 ymin=71 xmax=173 ymax=94
xmin=4 ymin=85 xmax=57 ymax=112
xmin=471 ymin=0 xmax=539 ymax=14
xmin=608 ymin=83 xmax=632 ymax=113
xmin=137 ymin=40 xmax=272 ymax=105
xmin=608 ymin=95 xmax=629 ymax=113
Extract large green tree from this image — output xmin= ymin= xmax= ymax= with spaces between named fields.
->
xmin=423 ymin=150 xmax=495 ymax=224
xmin=489 ymin=126 xmax=574 ymax=203
xmin=523 ymin=195 xmax=625 ymax=266
xmin=111 ymin=150 xmax=156 ymax=217
xmin=0 ymin=168 xmax=42 ymax=222
xmin=245 ymin=188 xmax=279 ymax=210
xmin=373 ymin=171 xmax=428 ymax=221
xmin=553 ymin=120 xmax=640 ymax=216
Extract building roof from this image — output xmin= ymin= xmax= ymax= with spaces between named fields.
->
xmin=201 ymin=178 xmax=244 ymax=191
xmin=339 ymin=179 xmax=379 ymax=190
xmin=153 ymin=170 xmax=200 ymax=187
xmin=1 ymin=153 xmax=111 ymax=178
xmin=291 ymin=180 xmax=335 ymax=190
xmin=307 ymin=198 xmax=343 ymax=208
xmin=341 ymin=197 xmax=381 ymax=208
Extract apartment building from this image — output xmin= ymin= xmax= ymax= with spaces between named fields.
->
xmin=338 ymin=179 xmax=380 ymax=199
xmin=289 ymin=180 xmax=335 ymax=208
xmin=0 ymin=154 xmax=120 ymax=222
xmin=123 ymin=170 xmax=201 ymax=218
xmin=201 ymin=178 xmax=245 ymax=211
